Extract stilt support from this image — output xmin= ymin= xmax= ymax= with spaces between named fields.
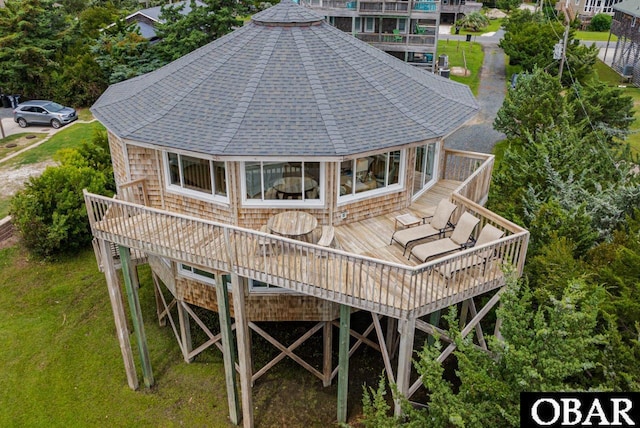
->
xmin=100 ymin=240 xmax=138 ymax=390
xmin=177 ymin=300 xmax=193 ymax=362
xmin=230 ymin=273 xmax=253 ymax=428
xmin=337 ymin=304 xmax=351 ymax=423
xmin=216 ymin=275 xmax=240 ymax=425
xmin=323 ymin=321 xmax=333 ymax=387
xmin=395 ymin=316 xmax=416 ymax=416
xmin=118 ymin=245 xmax=154 ymax=388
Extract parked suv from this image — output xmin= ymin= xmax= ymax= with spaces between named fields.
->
xmin=13 ymin=100 xmax=77 ymax=129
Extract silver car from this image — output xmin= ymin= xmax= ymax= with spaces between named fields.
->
xmin=13 ymin=100 xmax=78 ymax=129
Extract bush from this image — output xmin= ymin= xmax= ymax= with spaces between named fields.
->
xmin=456 ymin=12 xmax=490 ymax=31
xmin=588 ymin=13 xmax=612 ymax=31
xmin=9 ymin=131 xmax=114 ymax=259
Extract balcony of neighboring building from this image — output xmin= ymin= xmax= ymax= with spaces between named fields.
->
xmin=300 ymin=0 xmax=439 ymax=17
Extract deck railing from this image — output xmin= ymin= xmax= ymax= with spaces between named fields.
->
xmin=299 ymin=0 xmax=439 ymax=13
xmin=355 ymin=33 xmax=436 ymax=46
xmin=84 ymin=192 xmax=527 ymax=320
xmin=443 ymin=149 xmax=494 ymax=206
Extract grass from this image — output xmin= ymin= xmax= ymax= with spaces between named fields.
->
xmin=456 ymin=18 xmax=503 ymax=36
xmin=575 ymin=30 xmax=617 ymax=42
xmin=0 ymin=246 xmax=233 ymax=427
xmin=4 ymin=121 xmax=104 ymax=168
xmin=0 ymin=244 xmax=373 ymax=426
xmin=621 ymin=87 xmax=640 ymax=154
xmin=437 ymin=40 xmax=484 ymax=95
xmin=0 ymin=121 xmax=105 ymax=218
xmin=594 ymin=59 xmax=624 ymax=84
xmin=0 ymin=133 xmax=48 ymax=157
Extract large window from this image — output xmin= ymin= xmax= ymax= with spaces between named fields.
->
xmin=249 ymin=279 xmax=291 ymax=294
xmin=413 ymin=143 xmax=438 ymax=196
xmin=243 ymin=161 xmax=322 ymax=205
xmin=338 ymin=150 xmax=402 ymax=200
xmin=166 ymin=152 xmax=227 ymax=201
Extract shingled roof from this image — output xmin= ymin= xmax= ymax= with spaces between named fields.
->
xmin=91 ymin=0 xmax=479 ymax=157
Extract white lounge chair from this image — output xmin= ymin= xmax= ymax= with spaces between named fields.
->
xmin=436 ymin=223 xmax=505 ymax=278
xmin=409 ymin=212 xmax=480 ymax=263
xmin=390 ymin=199 xmax=457 ymax=256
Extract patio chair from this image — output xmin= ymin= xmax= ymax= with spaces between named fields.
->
xmin=390 ymin=199 xmax=457 ymax=256
xmin=409 ymin=212 xmax=480 ymax=263
xmin=435 ymin=223 xmax=505 ymax=278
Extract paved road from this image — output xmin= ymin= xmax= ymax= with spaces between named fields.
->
xmin=444 ymin=32 xmax=507 ymax=154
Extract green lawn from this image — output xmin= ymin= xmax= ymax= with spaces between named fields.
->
xmin=437 ymin=40 xmax=484 ymax=95
xmin=594 ymin=59 xmax=624 ymax=84
xmin=622 ymin=87 xmax=640 ymax=154
xmin=575 ymin=30 xmax=617 ymax=42
xmin=0 ymin=244 xmax=360 ymax=426
xmin=0 ymin=121 xmax=105 ymax=218
xmin=4 ymin=121 xmax=104 ymax=168
xmin=0 ymin=246 xmax=233 ymax=427
xmin=456 ymin=18 xmax=503 ymax=36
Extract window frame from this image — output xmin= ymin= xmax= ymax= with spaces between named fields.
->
xmin=337 ymin=150 xmax=405 ymax=205
xmin=241 ymin=160 xmax=324 ymax=208
xmin=412 ymin=142 xmax=439 ymax=199
xmin=249 ymin=279 xmax=295 ymax=294
xmin=178 ymin=264 xmax=231 ymax=289
xmin=164 ymin=151 xmax=229 ymax=203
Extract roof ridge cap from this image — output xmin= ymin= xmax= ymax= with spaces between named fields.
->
xmin=293 ymin=26 xmax=348 ymax=155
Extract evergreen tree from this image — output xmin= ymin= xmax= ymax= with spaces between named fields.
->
xmin=0 ymin=0 xmax=68 ymax=97
xmin=152 ymin=0 xmax=242 ymax=63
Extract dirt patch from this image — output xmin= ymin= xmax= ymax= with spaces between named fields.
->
xmin=451 ymin=66 xmax=471 ymax=77
xmin=0 ymin=160 xmax=56 ymax=197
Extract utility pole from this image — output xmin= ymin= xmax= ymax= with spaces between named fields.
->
xmin=558 ymin=0 xmax=571 ymax=81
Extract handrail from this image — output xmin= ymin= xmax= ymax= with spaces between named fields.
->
xmin=84 ymin=179 xmax=528 ymax=320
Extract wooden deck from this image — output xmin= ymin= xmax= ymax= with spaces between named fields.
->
xmin=335 ymin=179 xmax=459 ymax=265
xmin=86 ymin=185 xmax=527 ymax=320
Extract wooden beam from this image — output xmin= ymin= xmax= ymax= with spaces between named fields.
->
xmin=230 ymin=274 xmax=254 ymax=428
xmin=323 ymin=321 xmax=333 ymax=387
xmin=151 ymin=273 xmax=167 ymax=326
xmin=118 ymin=245 xmax=154 ymax=388
xmin=216 ymin=275 xmax=240 ymax=425
xmin=100 ymin=240 xmax=138 ymax=390
xmin=395 ymin=316 xmax=415 ymax=416
xmin=337 ymin=304 xmax=351 ymax=424
xmin=177 ymin=300 xmax=193 ymax=362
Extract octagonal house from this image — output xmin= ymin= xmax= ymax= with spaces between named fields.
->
xmin=86 ymin=1 xmax=529 ymax=424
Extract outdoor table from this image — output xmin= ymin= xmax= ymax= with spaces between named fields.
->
xmin=272 ymin=177 xmax=318 ymax=199
xmin=267 ymin=211 xmax=318 ymax=240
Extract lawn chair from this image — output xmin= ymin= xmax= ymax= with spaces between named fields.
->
xmin=435 ymin=223 xmax=505 ymax=278
xmin=409 ymin=212 xmax=480 ymax=263
xmin=390 ymin=199 xmax=457 ymax=256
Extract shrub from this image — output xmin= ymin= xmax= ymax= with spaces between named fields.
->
xmin=588 ymin=13 xmax=612 ymax=32
xmin=9 ymin=131 xmax=114 ymax=259
xmin=456 ymin=12 xmax=490 ymax=31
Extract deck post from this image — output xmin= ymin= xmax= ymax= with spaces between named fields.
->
xmin=337 ymin=304 xmax=351 ymax=423
xmin=177 ymin=301 xmax=193 ymax=363
xmin=151 ymin=272 xmax=167 ymax=326
xmin=230 ymin=273 xmax=254 ymax=428
xmin=118 ymin=245 xmax=154 ymax=388
xmin=100 ymin=240 xmax=138 ymax=390
xmin=215 ymin=275 xmax=240 ymax=425
xmin=427 ymin=310 xmax=441 ymax=345
xmin=323 ymin=320 xmax=333 ymax=387
xmin=385 ymin=316 xmax=398 ymax=354
xmin=395 ymin=316 xmax=416 ymax=416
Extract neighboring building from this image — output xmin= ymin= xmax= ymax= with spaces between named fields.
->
xmin=122 ymin=0 xmax=205 ymax=41
xmin=610 ymin=0 xmax=640 ymax=85
xmin=557 ymin=0 xmax=623 ymax=24
xmin=299 ymin=0 xmax=480 ymax=71
xmin=86 ymin=1 xmax=529 ymax=425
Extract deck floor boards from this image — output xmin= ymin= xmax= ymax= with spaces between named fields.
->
xmin=91 ymin=180 xmax=513 ymax=315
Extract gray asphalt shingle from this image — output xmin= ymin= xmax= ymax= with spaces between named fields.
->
xmin=91 ymin=0 xmax=479 ymax=157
